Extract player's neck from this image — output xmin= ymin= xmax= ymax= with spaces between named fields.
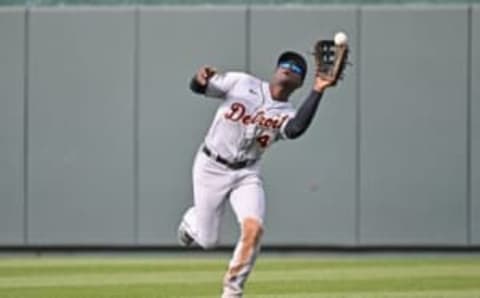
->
xmin=269 ymin=84 xmax=292 ymax=102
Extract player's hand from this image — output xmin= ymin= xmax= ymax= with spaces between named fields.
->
xmin=196 ymin=66 xmax=217 ymax=86
xmin=313 ymin=75 xmax=335 ymax=93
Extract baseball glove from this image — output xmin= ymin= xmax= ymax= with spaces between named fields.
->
xmin=313 ymin=40 xmax=349 ymax=85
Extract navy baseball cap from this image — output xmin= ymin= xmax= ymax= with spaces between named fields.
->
xmin=277 ymin=51 xmax=307 ymax=81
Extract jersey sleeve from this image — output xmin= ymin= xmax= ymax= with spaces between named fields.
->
xmin=205 ymin=72 xmax=245 ymax=99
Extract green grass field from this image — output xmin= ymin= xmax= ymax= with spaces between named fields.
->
xmin=1 ymin=255 xmax=480 ymax=298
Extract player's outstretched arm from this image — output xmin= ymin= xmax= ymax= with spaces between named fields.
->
xmin=283 ymin=76 xmax=336 ymax=139
xmin=190 ymin=66 xmax=217 ymax=94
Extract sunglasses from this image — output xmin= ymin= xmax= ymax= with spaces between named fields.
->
xmin=278 ymin=61 xmax=305 ymax=76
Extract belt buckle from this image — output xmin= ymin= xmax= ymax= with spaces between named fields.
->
xmin=229 ymin=162 xmax=244 ymax=170
xmin=204 ymin=146 xmax=256 ymax=170
xmin=230 ymin=159 xmax=255 ymax=170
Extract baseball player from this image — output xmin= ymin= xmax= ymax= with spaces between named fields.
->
xmin=178 ymin=51 xmax=339 ymax=298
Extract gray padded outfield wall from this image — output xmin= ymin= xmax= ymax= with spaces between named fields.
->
xmin=472 ymin=5 xmax=480 ymax=244
xmin=27 ymin=8 xmax=135 ymax=244
xmin=0 ymin=8 xmax=24 ymax=244
xmin=0 ymin=5 xmax=478 ymax=246
xmin=359 ymin=6 xmax=469 ymax=245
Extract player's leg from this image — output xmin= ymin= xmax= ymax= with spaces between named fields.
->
xmin=178 ymin=151 xmax=231 ymax=249
xmin=222 ymin=175 xmax=265 ymax=297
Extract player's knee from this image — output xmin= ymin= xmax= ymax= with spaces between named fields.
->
xmin=241 ymin=217 xmax=263 ymax=246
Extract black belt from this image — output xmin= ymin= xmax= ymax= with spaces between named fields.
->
xmin=202 ymin=146 xmax=257 ymax=170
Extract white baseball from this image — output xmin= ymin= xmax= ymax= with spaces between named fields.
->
xmin=334 ymin=32 xmax=348 ymax=45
